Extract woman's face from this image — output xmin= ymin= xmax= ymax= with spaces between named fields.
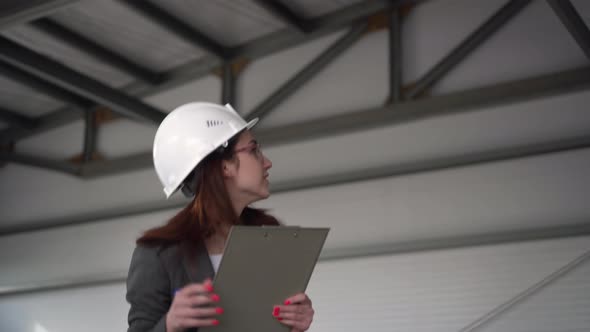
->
xmin=223 ymin=130 xmax=272 ymax=203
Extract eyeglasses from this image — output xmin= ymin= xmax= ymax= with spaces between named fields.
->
xmin=234 ymin=141 xmax=263 ymax=160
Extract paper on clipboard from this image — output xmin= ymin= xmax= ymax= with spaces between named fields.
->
xmin=201 ymin=226 xmax=329 ymax=332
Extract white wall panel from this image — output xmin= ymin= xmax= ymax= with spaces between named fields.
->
xmin=1 ymin=148 xmax=588 ymax=289
xmin=306 ymin=236 xmax=590 ymax=332
xmin=0 ymin=283 xmax=128 ymax=332
xmin=480 ymin=256 xmax=590 ymax=331
xmin=259 ymin=148 xmax=590 ymax=250
xmin=0 ymin=166 xmax=163 ymax=228
xmin=1 ymin=89 xmax=588 ymax=236
xmin=262 ymin=89 xmax=590 ymax=183
xmin=0 ymin=209 xmax=170 ymax=288
xmin=1 ymin=236 xmax=587 ymax=332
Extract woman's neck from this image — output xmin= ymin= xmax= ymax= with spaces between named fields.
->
xmin=205 ymin=232 xmax=227 ymax=255
xmin=204 ymin=223 xmax=232 ymax=255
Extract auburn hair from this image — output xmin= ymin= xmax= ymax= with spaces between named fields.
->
xmin=137 ymin=131 xmax=279 ymax=246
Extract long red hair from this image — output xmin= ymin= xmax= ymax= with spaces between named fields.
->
xmin=137 ymin=132 xmax=279 ymax=246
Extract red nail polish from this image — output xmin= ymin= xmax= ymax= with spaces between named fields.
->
xmin=211 ymin=294 xmax=220 ymax=302
xmin=213 ymin=319 xmax=220 ymax=326
xmin=216 ymin=307 xmax=224 ymax=314
xmin=273 ymin=307 xmax=280 ymax=316
xmin=284 ymin=300 xmax=291 ymax=305
xmin=205 ymin=283 xmax=214 ymax=292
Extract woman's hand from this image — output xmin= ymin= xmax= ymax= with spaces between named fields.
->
xmin=166 ymin=279 xmax=223 ymax=332
xmin=272 ymin=293 xmax=315 ymax=332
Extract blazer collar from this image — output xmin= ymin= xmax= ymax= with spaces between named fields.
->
xmin=180 ymin=240 xmax=215 ymax=283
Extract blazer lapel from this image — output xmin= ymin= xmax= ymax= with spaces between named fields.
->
xmin=181 ymin=240 xmax=215 ymax=283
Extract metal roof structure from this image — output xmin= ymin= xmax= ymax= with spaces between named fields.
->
xmin=0 ymin=0 xmax=589 ymax=236
xmin=0 ymin=0 xmax=587 ymax=176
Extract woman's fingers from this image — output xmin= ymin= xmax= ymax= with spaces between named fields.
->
xmin=273 ymin=299 xmax=314 ymax=331
xmin=173 ymin=281 xmax=220 ymax=309
xmin=176 ymin=317 xmax=220 ymax=328
xmin=178 ymin=281 xmax=214 ymax=297
xmin=276 ymin=304 xmax=313 ymax=315
xmin=283 ymin=292 xmax=311 ymax=305
xmin=175 ymin=306 xmax=223 ymax=319
xmin=274 ymin=305 xmax=313 ymax=322
xmin=277 ymin=318 xmax=308 ymax=331
xmin=175 ymin=293 xmax=220 ymax=308
xmin=166 ymin=280 xmax=221 ymax=332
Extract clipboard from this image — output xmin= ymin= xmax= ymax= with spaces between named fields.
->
xmin=201 ymin=225 xmax=329 ymax=332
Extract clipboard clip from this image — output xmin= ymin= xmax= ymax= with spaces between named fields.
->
xmin=260 ymin=225 xmax=302 ymax=238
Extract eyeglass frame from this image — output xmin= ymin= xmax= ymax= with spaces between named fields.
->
xmin=233 ymin=140 xmax=264 ymax=160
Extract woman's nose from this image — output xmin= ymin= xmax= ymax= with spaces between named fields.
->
xmin=263 ymin=155 xmax=272 ymax=169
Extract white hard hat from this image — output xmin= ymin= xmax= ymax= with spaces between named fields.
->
xmin=153 ymin=102 xmax=258 ymax=198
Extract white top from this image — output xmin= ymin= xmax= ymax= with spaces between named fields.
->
xmin=209 ymin=254 xmax=223 ymax=273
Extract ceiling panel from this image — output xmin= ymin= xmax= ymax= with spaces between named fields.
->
xmin=284 ymin=0 xmax=365 ymax=18
xmin=2 ymin=25 xmax=136 ymax=88
xmin=50 ymin=1 xmax=207 ymax=72
xmin=148 ymin=0 xmax=286 ymax=46
xmin=0 ymin=74 xmax=65 ymax=117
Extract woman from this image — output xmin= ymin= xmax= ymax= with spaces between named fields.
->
xmin=126 ymin=102 xmax=315 ymax=332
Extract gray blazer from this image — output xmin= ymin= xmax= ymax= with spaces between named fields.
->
xmin=126 ymin=241 xmax=214 ymax=332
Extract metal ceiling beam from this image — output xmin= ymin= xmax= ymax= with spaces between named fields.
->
xmin=1 ymin=222 xmax=589 ymax=295
xmin=83 ymin=110 xmax=96 ymax=162
xmin=389 ymin=8 xmax=402 ymax=103
xmin=72 ymin=66 xmax=590 ymax=177
xmin=0 ymin=61 xmax=92 ymax=110
xmin=406 ymin=0 xmax=531 ymax=99
xmin=320 ymin=223 xmax=590 ymax=262
xmin=29 ymin=18 xmax=161 ymax=84
xmin=2 ymin=132 xmax=590 ymax=231
xmin=547 ymin=0 xmax=590 ymax=59
xmin=120 ymin=0 xmax=229 ymax=59
xmin=269 ymin=135 xmax=590 ymax=194
xmin=0 ymin=0 xmax=413 ymax=143
xmin=247 ymin=23 xmax=367 ymax=122
xmin=0 ymin=197 xmax=189 ymax=236
xmin=0 ymin=151 xmax=79 ymax=175
xmin=48 ymin=133 xmax=590 ymax=231
xmin=0 ymin=37 xmax=167 ymax=124
xmin=0 ymin=107 xmax=38 ymax=129
xmin=221 ymin=63 xmax=236 ymax=106
xmin=0 ymin=0 xmax=80 ymax=30
xmin=231 ymin=0 xmax=413 ymax=59
xmin=253 ymin=0 xmax=312 ymax=33
xmin=257 ymin=66 xmax=590 ymax=147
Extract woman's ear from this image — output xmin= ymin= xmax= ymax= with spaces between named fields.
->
xmin=222 ymin=159 xmax=235 ymax=178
